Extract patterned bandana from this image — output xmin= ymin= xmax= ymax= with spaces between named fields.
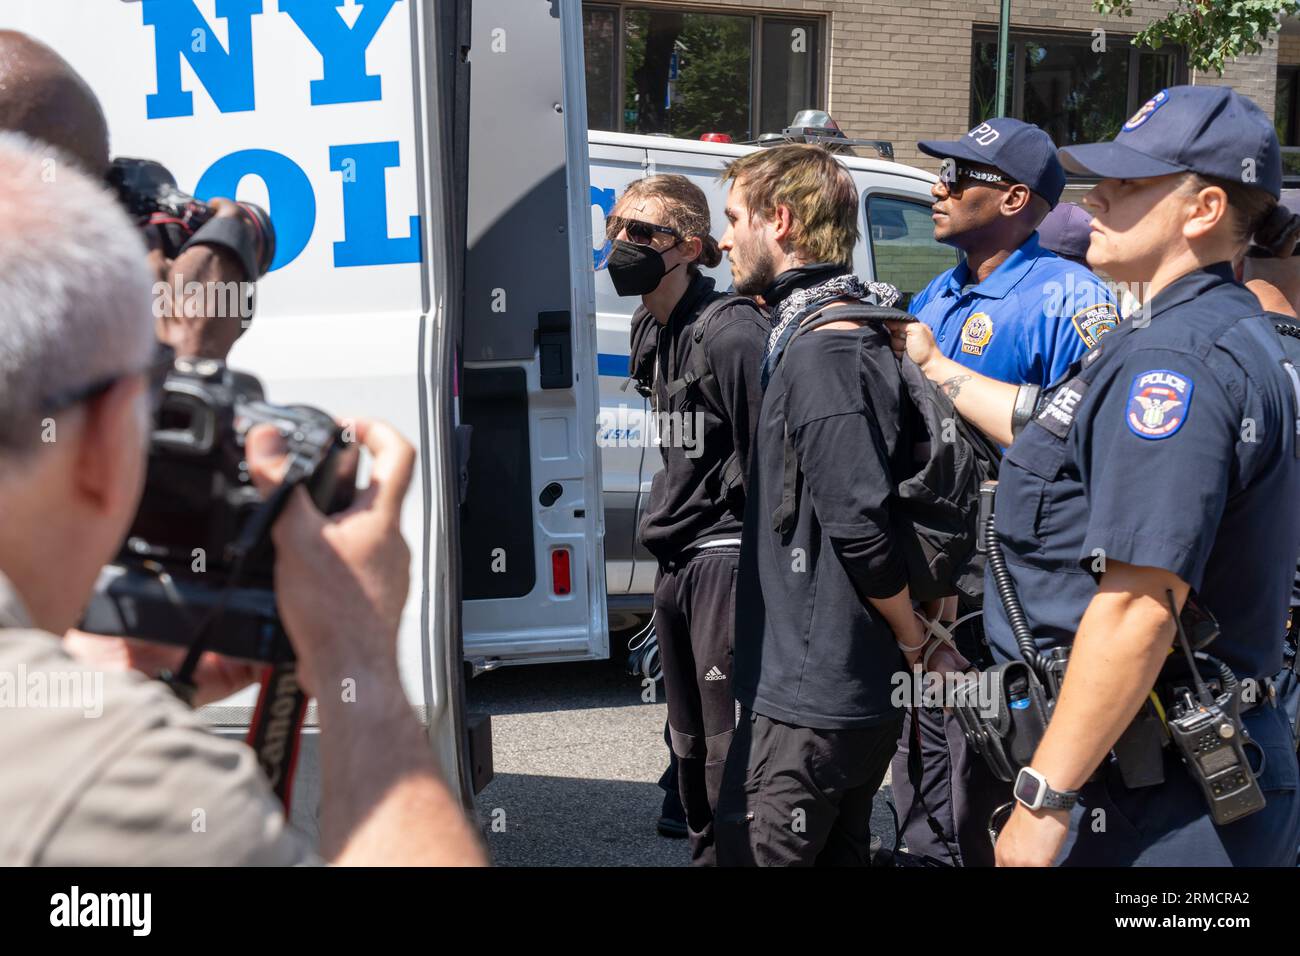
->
xmin=761 ymin=273 xmax=902 ymax=388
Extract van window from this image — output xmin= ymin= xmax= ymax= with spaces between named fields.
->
xmin=864 ymin=195 xmax=959 ymax=309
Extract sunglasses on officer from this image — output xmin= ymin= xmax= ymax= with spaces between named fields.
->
xmin=40 ymin=342 xmax=175 ymax=418
xmin=605 ymin=215 xmax=683 ymax=246
xmin=938 ymin=157 xmax=1019 ymax=193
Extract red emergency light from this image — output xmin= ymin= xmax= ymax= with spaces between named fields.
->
xmin=700 ymin=132 xmax=731 ymax=143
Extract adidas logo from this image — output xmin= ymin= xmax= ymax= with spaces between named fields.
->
xmin=704 ymin=666 xmax=725 ymax=682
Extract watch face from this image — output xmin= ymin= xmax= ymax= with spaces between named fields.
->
xmin=1015 ymin=770 xmax=1041 ymax=806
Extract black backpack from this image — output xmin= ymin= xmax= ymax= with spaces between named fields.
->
xmin=768 ymin=301 xmax=1002 ymax=604
xmin=633 ymin=292 xmax=759 ymax=505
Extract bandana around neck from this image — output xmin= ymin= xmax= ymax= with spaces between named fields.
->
xmin=760 ymin=272 xmax=903 ymax=389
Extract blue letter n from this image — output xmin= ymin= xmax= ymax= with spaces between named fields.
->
xmin=144 ymin=0 xmax=263 ymax=119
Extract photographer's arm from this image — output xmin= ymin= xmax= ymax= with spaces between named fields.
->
xmin=150 ymin=198 xmax=251 ymax=361
xmin=248 ymin=420 xmax=487 ymax=866
xmin=884 ymin=320 xmax=1019 ymax=446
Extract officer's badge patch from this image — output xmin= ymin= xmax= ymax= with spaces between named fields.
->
xmin=1123 ymin=89 xmax=1169 ymax=131
xmin=1071 ymin=303 xmax=1119 ymax=349
xmin=960 ymin=312 xmax=994 ymax=356
xmin=1126 ymin=369 xmax=1192 ymax=440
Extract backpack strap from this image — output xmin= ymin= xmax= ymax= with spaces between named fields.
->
xmin=662 ymin=292 xmax=757 ymax=503
xmin=769 ymin=302 xmax=911 ymax=535
xmin=661 ymin=292 xmax=753 ymax=406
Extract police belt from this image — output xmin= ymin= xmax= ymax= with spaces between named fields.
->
xmin=955 ymin=643 xmax=1276 ymax=789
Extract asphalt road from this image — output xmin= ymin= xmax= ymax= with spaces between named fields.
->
xmin=467 ymin=654 xmax=902 ymax=867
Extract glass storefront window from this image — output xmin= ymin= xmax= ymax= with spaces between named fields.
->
xmin=970 ymin=29 xmax=1185 ymax=147
xmin=584 ymin=4 xmax=824 ymax=142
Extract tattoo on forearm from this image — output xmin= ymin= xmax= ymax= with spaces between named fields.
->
xmin=940 ymin=374 xmax=972 ymax=400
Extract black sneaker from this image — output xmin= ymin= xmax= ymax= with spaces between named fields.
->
xmin=656 ymin=790 xmax=688 ymax=839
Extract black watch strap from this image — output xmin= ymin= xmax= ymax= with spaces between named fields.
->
xmin=1041 ymin=786 xmax=1078 ymax=811
xmin=1016 ymin=767 xmax=1079 ymax=811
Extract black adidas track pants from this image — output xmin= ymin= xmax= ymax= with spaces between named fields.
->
xmin=653 ymin=544 xmax=740 ymax=866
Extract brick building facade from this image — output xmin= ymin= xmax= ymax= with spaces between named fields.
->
xmin=584 ymin=1 xmax=1300 ymax=173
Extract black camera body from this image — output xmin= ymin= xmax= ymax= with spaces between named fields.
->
xmin=108 ymin=156 xmax=276 ymax=279
xmin=83 ymin=360 xmax=358 ymax=662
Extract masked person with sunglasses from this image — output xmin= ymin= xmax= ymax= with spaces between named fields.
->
xmin=889 ymin=120 xmax=1120 ymax=867
xmin=889 ymin=86 xmax=1300 ymax=867
xmin=605 ymin=175 xmax=769 ymax=865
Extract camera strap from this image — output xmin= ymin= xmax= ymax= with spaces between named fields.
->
xmin=181 ymin=214 xmax=263 ymax=285
xmin=246 ymin=656 xmax=308 ymax=811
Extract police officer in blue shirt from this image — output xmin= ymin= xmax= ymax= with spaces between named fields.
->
xmin=891 ymin=121 xmax=1120 ymax=868
xmin=911 ymin=119 xmax=1120 ymax=388
xmin=890 ymin=85 xmax=1300 ymax=866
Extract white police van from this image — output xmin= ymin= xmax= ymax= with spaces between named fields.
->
xmin=4 ymin=0 xmax=956 ymax=814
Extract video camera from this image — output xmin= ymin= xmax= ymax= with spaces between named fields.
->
xmin=82 ymin=357 xmax=359 ymax=663
xmin=108 ymin=157 xmax=276 ymax=280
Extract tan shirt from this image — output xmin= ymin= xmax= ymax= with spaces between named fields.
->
xmin=0 ymin=573 xmax=318 ymax=865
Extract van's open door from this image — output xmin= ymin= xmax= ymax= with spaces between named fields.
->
xmin=459 ymin=0 xmax=607 ymax=666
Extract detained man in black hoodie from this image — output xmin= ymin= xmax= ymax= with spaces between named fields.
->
xmin=609 ymin=175 xmax=768 ymax=865
xmin=713 ymin=144 xmax=964 ymax=866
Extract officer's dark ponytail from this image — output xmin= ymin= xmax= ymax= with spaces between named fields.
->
xmin=619 ymin=174 xmax=721 ymax=273
xmin=1251 ymin=202 xmax=1300 ymax=259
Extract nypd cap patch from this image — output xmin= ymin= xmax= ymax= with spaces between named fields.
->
xmin=1126 ymin=369 xmax=1192 ymax=440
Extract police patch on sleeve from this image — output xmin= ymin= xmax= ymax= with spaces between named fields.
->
xmin=1126 ymin=369 xmax=1192 ymax=440
xmin=1070 ymin=303 xmax=1119 ymax=349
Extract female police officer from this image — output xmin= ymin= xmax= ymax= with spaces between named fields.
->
xmin=890 ymin=84 xmax=1300 ymax=866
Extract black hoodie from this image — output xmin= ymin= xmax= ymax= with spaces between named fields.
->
xmin=635 ymin=272 xmax=769 ymax=563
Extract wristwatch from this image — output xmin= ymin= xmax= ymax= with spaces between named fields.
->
xmin=1014 ymin=767 xmax=1079 ymax=812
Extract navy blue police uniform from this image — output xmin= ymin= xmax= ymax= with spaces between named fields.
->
xmin=985 ymin=85 xmax=1300 ymax=865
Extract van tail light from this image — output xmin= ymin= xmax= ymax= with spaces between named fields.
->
xmin=551 ymin=548 xmax=572 ymax=596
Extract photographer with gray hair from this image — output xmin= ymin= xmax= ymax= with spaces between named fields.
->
xmin=0 ymin=132 xmax=485 ymax=865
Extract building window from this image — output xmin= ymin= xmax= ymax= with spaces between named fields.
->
xmin=970 ymin=29 xmax=1184 ymax=146
xmin=582 ymin=3 xmax=824 ymax=142
xmin=1278 ymin=66 xmax=1300 ymax=180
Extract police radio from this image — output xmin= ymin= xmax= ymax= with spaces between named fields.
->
xmin=1163 ymin=590 xmax=1267 ymax=827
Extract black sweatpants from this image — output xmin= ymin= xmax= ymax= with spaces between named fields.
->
xmin=715 ymin=707 xmax=902 ymax=866
xmin=653 ymin=545 xmax=740 ymax=865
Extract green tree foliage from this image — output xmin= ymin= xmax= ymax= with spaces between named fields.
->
xmin=623 ymin=11 xmax=752 ymax=140
xmin=1094 ymin=0 xmax=1296 ymax=76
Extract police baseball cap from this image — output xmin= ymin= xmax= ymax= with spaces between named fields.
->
xmin=918 ymin=118 xmax=1067 ymax=207
xmin=1037 ymin=202 xmax=1093 ymax=262
xmin=1058 ymin=85 xmax=1281 ymax=199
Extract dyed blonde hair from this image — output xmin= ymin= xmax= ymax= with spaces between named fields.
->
xmin=721 ymin=144 xmax=859 ymax=266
